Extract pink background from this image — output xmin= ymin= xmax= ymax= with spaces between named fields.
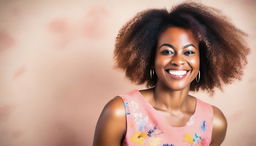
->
xmin=0 ymin=0 xmax=255 ymax=145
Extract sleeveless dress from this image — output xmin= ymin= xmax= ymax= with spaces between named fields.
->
xmin=119 ymin=90 xmax=213 ymax=146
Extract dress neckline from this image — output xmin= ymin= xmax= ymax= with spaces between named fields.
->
xmin=135 ymin=89 xmax=199 ymax=129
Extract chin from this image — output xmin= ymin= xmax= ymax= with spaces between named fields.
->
xmin=159 ymin=81 xmax=191 ymax=91
xmin=168 ymin=85 xmax=190 ymax=91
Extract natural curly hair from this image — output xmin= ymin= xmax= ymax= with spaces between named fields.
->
xmin=114 ymin=2 xmax=249 ymax=93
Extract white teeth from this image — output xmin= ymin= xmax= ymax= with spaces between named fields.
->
xmin=168 ymin=70 xmax=187 ymax=76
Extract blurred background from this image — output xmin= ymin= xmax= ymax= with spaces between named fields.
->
xmin=0 ymin=0 xmax=255 ymax=145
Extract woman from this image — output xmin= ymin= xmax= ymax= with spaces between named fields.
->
xmin=93 ymin=2 xmax=249 ymax=146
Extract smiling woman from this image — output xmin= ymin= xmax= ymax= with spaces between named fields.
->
xmin=155 ymin=27 xmax=200 ymax=91
xmin=93 ymin=2 xmax=249 ymax=146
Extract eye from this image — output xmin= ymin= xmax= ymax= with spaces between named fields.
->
xmin=160 ymin=50 xmax=174 ymax=55
xmin=184 ymin=50 xmax=195 ymax=56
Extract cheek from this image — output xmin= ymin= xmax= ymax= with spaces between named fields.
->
xmin=154 ymin=55 xmax=170 ymax=68
xmin=189 ymin=57 xmax=200 ymax=69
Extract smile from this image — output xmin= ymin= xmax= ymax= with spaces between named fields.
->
xmin=166 ymin=69 xmax=190 ymax=79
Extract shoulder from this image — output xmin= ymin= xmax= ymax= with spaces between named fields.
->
xmin=210 ymin=105 xmax=227 ymax=145
xmin=102 ymin=96 xmax=126 ymax=118
xmin=93 ymin=96 xmax=126 ymax=146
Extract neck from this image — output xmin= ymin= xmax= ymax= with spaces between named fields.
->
xmin=153 ymin=82 xmax=190 ymax=112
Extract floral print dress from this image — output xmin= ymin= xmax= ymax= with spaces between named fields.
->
xmin=120 ymin=90 xmax=213 ymax=146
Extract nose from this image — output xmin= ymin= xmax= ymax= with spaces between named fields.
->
xmin=170 ymin=54 xmax=185 ymax=66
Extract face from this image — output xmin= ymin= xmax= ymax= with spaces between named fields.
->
xmin=154 ymin=27 xmax=200 ymax=91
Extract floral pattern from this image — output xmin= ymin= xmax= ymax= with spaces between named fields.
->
xmin=183 ymin=121 xmax=208 ymax=145
xmin=124 ymin=97 xmax=210 ymax=146
xmin=201 ymin=120 xmax=206 ymax=131
xmin=125 ymin=100 xmax=168 ymax=145
xmin=131 ymin=131 xmax=148 ymax=144
xmin=149 ymin=137 xmax=161 ymax=146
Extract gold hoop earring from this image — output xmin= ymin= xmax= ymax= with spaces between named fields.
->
xmin=150 ymin=69 xmax=155 ymax=80
xmin=196 ymin=70 xmax=200 ymax=83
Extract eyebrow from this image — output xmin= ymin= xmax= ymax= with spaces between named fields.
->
xmin=182 ymin=44 xmax=196 ymax=49
xmin=158 ymin=43 xmax=196 ymax=50
xmin=159 ymin=43 xmax=175 ymax=49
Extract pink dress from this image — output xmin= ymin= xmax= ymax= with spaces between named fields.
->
xmin=120 ymin=90 xmax=213 ymax=146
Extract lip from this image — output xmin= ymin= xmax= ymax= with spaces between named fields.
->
xmin=165 ymin=69 xmax=190 ymax=80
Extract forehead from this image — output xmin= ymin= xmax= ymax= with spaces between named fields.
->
xmin=157 ymin=27 xmax=198 ymax=48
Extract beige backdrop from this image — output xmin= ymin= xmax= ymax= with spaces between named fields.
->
xmin=0 ymin=0 xmax=255 ymax=145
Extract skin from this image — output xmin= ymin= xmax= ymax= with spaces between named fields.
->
xmin=93 ymin=27 xmax=227 ymax=146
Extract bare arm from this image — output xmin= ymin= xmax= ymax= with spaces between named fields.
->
xmin=210 ymin=106 xmax=227 ymax=146
xmin=93 ymin=97 xmax=126 ymax=146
